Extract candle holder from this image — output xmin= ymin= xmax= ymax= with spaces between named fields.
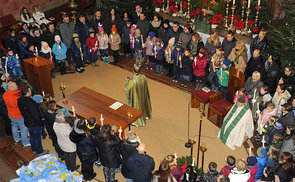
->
xmin=196 ymin=103 xmax=205 ymax=167
xmin=162 ymin=0 xmax=165 ymax=12
xmin=185 ymin=137 xmax=197 ymax=158
xmin=68 ymin=0 xmax=78 ymax=23
xmin=242 ymin=9 xmax=251 ymax=35
xmin=179 ymin=0 xmax=183 ymax=17
xmin=254 ymin=6 xmax=261 ymax=27
xmin=165 ymin=0 xmax=170 ymax=13
xmin=127 ymin=111 xmax=133 ymax=131
xmin=229 ymin=5 xmax=236 ymax=30
xmin=185 ymin=0 xmax=191 ymax=19
xmin=59 ymin=82 xmax=68 ymax=104
xmin=200 ymin=142 xmax=208 ymax=171
xmin=224 ymin=0 xmax=230 ymax=29
xmin=241 ymin=1 xmax=246 ymax=21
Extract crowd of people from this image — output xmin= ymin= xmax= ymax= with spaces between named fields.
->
xmin=0 ymin=3 xmax=295 ymax=182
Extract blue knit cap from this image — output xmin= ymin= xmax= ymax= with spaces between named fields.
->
xmin=148 ymin=32 xmax=155 ymax=39
xmin=60 ymin=108 xmax=69 ymax=117
xmin=257 ymin=147 xmax=267 ymax=157
xmin=223 ymin=59 xmax=231 ymax=67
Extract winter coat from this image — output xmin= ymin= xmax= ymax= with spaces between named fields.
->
xmin=75 ymin=20 xmax=90 ymax=44
xmin=120 ymin=139 xmax=140 ymax=179
xmin=52 ymin=42 xmax=67 ymax=61
xmin=189 ymin=40 xmax=204 ymax=56
xmin=272 ymin=90 xmax=291 ymax=116
xmin=275 ymin=166 xmax=294 ymax=182
xmin=171 ymin=47 xmax=184 ymax=66
xmin=205 ymin=39 xmax=221 ymax=61
xmin=165 ymin=45 xmax=174 ymax=64
xmin=105 ymin=14 xmax=120 ymax=35
xmin=29 ymin=31 xmax=44 ymax=51
xmin=145 ymin=38 xmax=155 ymax=56
xmin=247 ymin=165 xmax=258 ymax=182
xmin=53 ymin=122 xmax=76 ymax=153
xmin=17 ymin=40 xmax=34 ymax=61
xmin=279 ymin=137 xmax=295 ymax=161
xmin=149 ymin=20 xmax=162 ymax=37
xmin=43 ymin=111 xmax=57 ymax=141
xmin=170 ymin=164 xmax=182 ymax=182
xmin=165 ymin=27 xmax=183 ymax=45
xmin=263 ymin=62 xmax=280 ymax=94
xmin=155 ymin=46 xmax=164 ymax=61
xmin=221 ymin=37 xmax=237 ymax=58
xmin=228 ymin=48 xmax=248 ymax=73
xmin=279 ymin=112 xmax=295 ymax=128
xmin=119 ymin=17 xmax=132 ymax=35
xmin=39 ymin=52 xmax=51 ymax=60
xmin=265 ymin=124 xmax=284 ymax=145
xmin=159 ymin=26 xmax=171 ymax=45
xmin=109 ymin=33 xmax=121 ymax=51
xmin=86 ymin=36 xmax=99 ymax=53
xmin=201 ymin=171 xmax=219 ymax=182
xmin=217 ymin=67 xmax=230 ymax=87
xmin=5 ymin=37 xmax=19 ymax=54
xmin=94 ymin=133 xmax=121 ymax=168
xmin=178 ymin=32 xmax=192 ymax=49
xmin=133 ymin=36 xmax=143 ymax=52
xmin=229 ymin=168 xmax=251 ymax=182
xmin=244 ymin=55 xmax=264 ymax=80
xmin=220 ymin=165 xmax=234 ymax=176
xmin=3 ymin=90 xmax=23 ymax=119
xmin=44 ymin=29 xmax=60 ymax=48
xmin=122 ymin=25 xmax=131 ymax=44
xmin=181 ymin=55 xmax=193 ymax=76
xmin=69 ymin=129 xmax=97 ymax=162
xmin=209 ymin=53 xmax=225 ymax=73
xmin=136 ymin=18 xmax=150 ymax=39
xmin=250 ymin=36 xmax=268 ymax=55
xmin=244 ymin=77 xmax=264 ymax=97
xmin=97 ymin=34 xmax=109 ymax=50
xmin=17 ymin=96 xmax=43 ymax=128
xmin=255 ymin=156 xmax=268 ymax=180
xmin=127 ymin=152 xmax=155 ymax=182
xmin=59 ymin=21 xmax=75 ymax=48
xmin=192 ymin=54 xmax=207 ymax=77
xmin=89 ymin=16 xmax=105 ymax=34
xmin=71 ymin=41 xmax=82 ymax=60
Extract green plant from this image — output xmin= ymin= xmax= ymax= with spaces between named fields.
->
xmin=176 ymin=155 xmax=204 ymax=177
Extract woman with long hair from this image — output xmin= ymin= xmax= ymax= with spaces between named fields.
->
xmin=152 ymin=160 xmax=177 ymax=182
xmin=20 ymin=7 xmax=34 ymax=25
xmin=94 ymin=124 xmax=121 ymax=182
xmin=105 ymin=8 xmax=120 ymax=35
xmin=275 ymin=152 xmax=295 ymax=182
xmin=279 ymin=126 xmax=295 ymax=161
xmin=205 ymin=31 xmax=221 ymax=61
xmin=227 ymin=40 xmax=248 ymax=73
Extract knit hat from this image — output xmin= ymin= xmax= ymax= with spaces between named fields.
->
xmin=32 ymin=95 xmax=43 ymax=104
xmin=238 ymin=96 xmax=246 ymax=103
xmin=148 ymin=32 xmax=155 ymax=39
xmin=98 ymin=26 xmax=104 ymax=32
xmin=41 ymin=41 xmax=48 ymax=48
xmin=257 ymin=147 xmax=267 ymax=157
xmin=73 ymin=33 xmax=79 ymax=38
xmin=168 ymin=37 xmax=175 ymax=45
xmin=236 ymin=159 xmax=247 ymax=171
xmin=33 ymin=26 xmax=39 ymax=32
xmin=131 ymin=25 xmax=137 ymax=31
xmin=60 ymin=108 xmax=69 ymax=117
xmin=163 ymin=19 xmax=170 ymax=25
xmin=223 ymin=59 xmax=231 ymax=67
xmin=135 ymin=29 xmax=141 ymax=34
xmin=247 ymin=156 xmax=257 ymax=166
xmin=55 ymin=35 xmax=61 ymax=41
xmin=111 ymin=25 xmax=117 ymax=33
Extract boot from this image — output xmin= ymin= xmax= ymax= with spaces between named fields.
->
xmin=158 ymin=65 xmax=163 ymax=75
xmin=195 ymin=83 xmax=201 ymax=91
xmin=155 ymin=64 xmax=160 ymax=74
xmin=102 ymin=57 xmax=106 ymax=63
xmin=106 ymin=56 xmax=110 ymax=64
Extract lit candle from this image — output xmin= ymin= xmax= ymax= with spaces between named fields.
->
xmin=42 ymin=91 xmax=45 ymax=96
xmin=72 ymin=106 xmax=76 ymax=117
xmin=248 ymin=147 xmax=252 ymax=156
xmin=100 ymin=114 xmax=104 ymax=126
xmin=257 ymin=0 xmax=261 ymax=7
xmin=192 ymin=158 xmax=195 ymax=166
xmin=259 ymin=124 xmax=263 ymax=134
xmin=174 ymin=153 xmax=177 ymax=159
xmin=141 ymin=35 xmax=144 ymax=48
xmin=262 ymin=135 xmax=265 ymax=148
xmin=248 ymin=0 xmax=251 ymax=9
xmin=118 ymin=126 xmax=122 ymax=139
xmin=35 ymin=47 xmax=38 ymax=54
xmin=233 ymin=0 xmax=236 ymax=6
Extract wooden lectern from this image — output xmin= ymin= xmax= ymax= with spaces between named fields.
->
xmin=23 ymin=57 xmax=54 ymax=97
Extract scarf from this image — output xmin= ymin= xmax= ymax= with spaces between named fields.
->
xmin=41 ymin=46 xmax=51 ymax=54
xmin=74 ymin=40 xmax=81 ymax=49
xmin=151 ymin=20 xmax=162 ymax=28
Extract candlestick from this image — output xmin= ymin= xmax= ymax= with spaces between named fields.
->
xmin=255 ymin=5 xmax=261 ymax=27
xmin=225 ymin=0 xmax=230 ymax=29
xmin=100 ymin=114 xmax=104 ymax=126
xmin=241 ymin=1 xmax=246 ymax=21
xmin=233 ymin=0 xmax=236 ymax=6
xmin=179 ymin=0 xmax=183 ymax=17
xmin=242 ymin=9 xmax=251 ymax=35
xmin=258 ymin=0 xmax=261 ymax=7
xmin=118 ymin=126 xmax=122 ymax=139
xmin=72 ymin=106 xmax=76 ymax=117
xmin=229 ymin=5 xmax=236 ymax=30
xmin=162 ymin=0 xmax=165 ymax=12
xmin=174 ymin=153 xmax=177 ymax=159
xmin=165 ymin=0 xmax=170 ymax=13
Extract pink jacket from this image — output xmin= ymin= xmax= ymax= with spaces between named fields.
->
xmin=258 ymin=108 xmax=278 ymax=126
xmin=192 ymin=54 xmax=207 ymax=77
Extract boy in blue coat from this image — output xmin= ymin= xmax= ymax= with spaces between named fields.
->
xmin=5 ymin=48 xmax=22 ymax=79
xmin=171 ymin=43 xmax=184 ymax=83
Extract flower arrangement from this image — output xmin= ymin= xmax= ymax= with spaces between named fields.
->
xmin=182 ymin=1 xmax=188 ymax=9
xmin=228 ymin=14 xmax=241 ymax=24
xmin=248 ymin=19 xmax=255 ymax=28
xmin=169 ymin=5 xmax=178 ymax=13
xmin=234 ymin=20 xmax=245 ymax=30
xmin=210 ymin=14 xmax=223 ymax=24
xmin=190 ymin=8 xmax=202 ymax=18
xmin=152 ymin=0 xmax=163 ymax=8
xmin=251 ymin=26 xmax=260 ymax=33
xmin=169 ymin=0 xmax=175 ymax=5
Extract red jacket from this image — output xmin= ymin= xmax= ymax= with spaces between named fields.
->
xmin=221 ymin=165 xmax=234 ymax=176
xmin=3 ymin=90 xmax=23 ymax=119
xmin=192 ymin=54 xmax=207 ymax=77
xmin=86 ymin=36 xmax=99 ymax=53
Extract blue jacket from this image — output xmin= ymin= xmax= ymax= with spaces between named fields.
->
xmin=17 ymin=40 xmax=34 ymax=61
xmin=71 ymin=41 xmax=82 ymax=60
xmin=52 ymin=42 xmax=67 ymax=61
xmin=75 ymin=20 xmax=90 ymax=44
xmin=171 ymin=47 xmax=184 ymax=66
xmin=133 ymin=36 xmax=143 ymax=52
xmin=255 ymin=156 xmax=268 ymax=180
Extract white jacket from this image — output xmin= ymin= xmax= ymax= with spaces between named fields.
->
xmin=272 ymin=90 xmax=291 ymax=116
xmin=53 ymin=122 xmax=76 ymax=153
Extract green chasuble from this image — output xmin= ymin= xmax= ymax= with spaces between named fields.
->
xmin=125 ymin=74 xmax=152 ymax=126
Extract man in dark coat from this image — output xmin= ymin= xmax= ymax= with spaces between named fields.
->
xmin=244 ymin=49 xmax=264 ymax=80
xmin=5 ymin=29 xmax=19 ymax=54
xmin=250 ymin=30 xmax=268 ymax=55
xmin=29 ymin=26 xmax=44 ymax=51
xmin=44 ymin=22 xmax=60 ymax=48
xmin=165 ymin=21 xmax=183 ymax=46
xmin=136 ymin=12 xmax=150 ymax=40
xmin=221 ymin=30 xmax=237 ymax=58
xmin=128 ymin=143 xmax=155 ymax=182
xmin=75 ymin=13 xmax=90 ymax=63
xmin=132 ymin=4 xmax=142 ymax=24
xmin=17 ymin=86 xmax=49 ymax=155
xmin=279 ymin=104 xmax=295 ymax=128
xmin=263 ymin=55 xmax=280 ymax=94
xmin=90 ymin=9 xmax=104 ymax=34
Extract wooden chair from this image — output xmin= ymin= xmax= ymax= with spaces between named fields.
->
xmin=191 ymin=89 xmax=215 ymax=109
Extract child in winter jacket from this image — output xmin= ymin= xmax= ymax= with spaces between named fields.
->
xmin=180 ymin=49 xmax=193 ymax=88
xmin=109 ymin=25 xmax=121 ymax=64
xmin=165 ymin=37 xmax=175 ymax=77
xmin=71 ymin=33 xmax=85 ymax=73
xmin=208 ymin=47 xmax=225 ymax=92
xmin=129 ymin=24 xmax=136 ymax=50
xmin=220 ymin=155 xmax=236 ymax=176
xmin=86 ymin=28 xmax=99 ymax=66
xmin=52 ymin=35 xmax=67 ymax=75
xmin=192 ymin=48 xmax=207 ymax=91
xmin=145 ymin=32 xmax=156 ymax=70
xmin=97 ymin=26 xmax=109 ymax=63
xmin=154 ymin=39 xmax=164 ymax=75
xmin=217 ymin=59 xmax=231 ymax=99
xmin=246 ymin=156 xmax=258 ymax=182
xmin=5 ymin=48 xmax=22 ymax=78
xmin=133 ymin=29 xmax=144 ymax=66
xmin=121 ymin=21 xmax=132 ymax=58
xmin=171 ymin=43 xmax=184 ymax=82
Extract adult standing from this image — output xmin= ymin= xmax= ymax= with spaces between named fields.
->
xmin=90 ymin=9 xmax=105 ymax=34
xmin=105 ymin=8 xmax=121 ymax=35
xmin=29 ymin=26 xmax=43 ymax=51
xmin=17 ymin=86 xmax=49 ymax=155
xmin=121 ymin=130 xmax=141 ymax=182
xmin=59 ymin=14 xmax=75 ymax=70
xmin=136 ymin=12 xmax=150 ymax=40
xmin=205 ymin=32 xmax=221 ymax=61
xmin=279 ymin=126 xmax=295 ymax=160
xmin=128 ymin=143 xmax=155 ymax=182
xmin=227 ymin=41 xmax=248 ymax=73
xmin=262 ymin=55 xmax=280 ymax=94
xmin=75 ymin=13 xmax=90 ymax=64
xmin=94 ymin=124 xmax=121 ymax=182
xmin=283 ymin=66 xmax=295 ymax=95
xmin=149 ymin=14 xmax=162 ymax=37
xmin=44 ymin=22 xmax=59 ymax=48
xmin=272 ymin=84 xmax=291 ymax=116
xmin=244 ymin=49 xmax=264 ymax=80
xmin=5 ymin=29 xmax=19 ymax=54
xmin=221 ymin=30 xmax=237 ymax=58
xmin=244 ymin=71 xmax=264 ymax=103
xmin=125 ymin=65 xmax=152 ymax=127
xmin=178 ymin=24 xmax=192 ymax=49
xmin=132 ymin=4 xmax=142 ymax=23
xmin=3 ymin=82 xmax=30 ymax=146
xmin=250 ymin=30 xmax=268 ymax=55
xmin=218 ymin=97 xmax=254 ymax=150
xmin=165 ymin=21 xmax=183 ymax=46
xmin=158 ymin=19 xmax=171 ymax=44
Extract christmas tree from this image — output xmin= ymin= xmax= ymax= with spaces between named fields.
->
xmin=266 ymin=0 xmax=295 ymax=68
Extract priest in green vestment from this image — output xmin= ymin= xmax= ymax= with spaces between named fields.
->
xmin=125 ymin=65 xmax=152 ymax=127
xmin=218 ymin=97 xmax=254 ymax=150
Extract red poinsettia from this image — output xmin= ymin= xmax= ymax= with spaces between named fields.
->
xmin=190 ymin=8 xmax=202 ymax=17
xmin=228 ymin=14 xmax=241 ymax=23
xmin=169 ymin=0 xmax=175 ymax=5
xmin=182 ymin=1 xmax=188 ymax=9
xmin=169 ymin=5 xmax=178 ymax=13
xmin=252 ymin=26 xmax=260 ymax=33
xmin=152 ymin=0 xmax=163 ymax=6
xmin=234 ymin=20 xmax=245 ymax=30
xmin=248 ymin=19 xmax=255 ymax=28
xmin=210 ymin=14 xmax=223 ymax=24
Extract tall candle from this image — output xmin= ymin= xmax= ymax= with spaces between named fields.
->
xmin=248 ymin=147 xmax=252 ymax=156
xmin=248 ymin=0 xmax=251 ymax=9
xmin=72 ymin=106 xmax=76 ymax=117
xmin=42 ymin=91 xmax=45 ymax=97
xmin=233 ymin=0 xmax=236 ymax=6
xmin=258 ymin=0 xmax=261 ymax=7
xmin=100 ymin=114 xmax=104 ymax=126
xmin=118 ymin=126 xmax=122 ymax=139
xmin=174 ymin=153 xmax=177 ymax=159
xmin=192 ymin=158 xmax=195 ymax=166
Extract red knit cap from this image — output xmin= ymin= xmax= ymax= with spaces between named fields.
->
xmin=111 ymin=25 xmax=117 ymax=33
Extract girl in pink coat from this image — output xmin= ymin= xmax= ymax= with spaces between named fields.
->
xmin=192 ymin=48 xmax=207 ymax=91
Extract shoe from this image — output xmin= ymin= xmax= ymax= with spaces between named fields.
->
xmin=80 ymin=67 xmax=85 ymax=72
xmin=174 ymin=79 xmax=179 ymax=83
xmin=14 ymin=138 xmax=22 ymax=144
xmin=87 ymin=173 xmax=97 ymax=181
xmin=131 ymin=123 xmax=139 ymax=127
xmin=37 ymin=149 xmax=49 ymax=156
xmin=23 ymin=143 xmax=31 ymax=148
xmin=76 ymin=67 xmax=81 ymax=72
xmin=95 ymin=161 xmax=102 ymax=168
xmin=145 ymin=117 xmax=150 ymax=120
xmin=172 ymin=79 xmax=177 ymax=83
